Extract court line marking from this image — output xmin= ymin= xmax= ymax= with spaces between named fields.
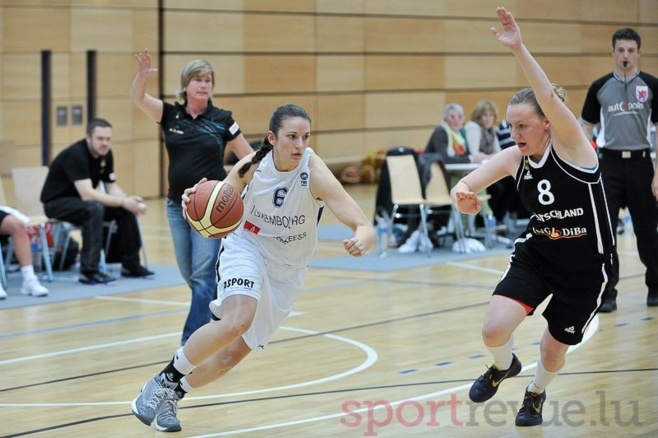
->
xmin=188 ymin=316 xmax=599 ymax=437
xmin=0 ymin=326 xmax=377 ymax=407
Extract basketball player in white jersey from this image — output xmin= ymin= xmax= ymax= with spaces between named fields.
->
xmin=131 ymin=103 xmax=375 ymax=432
xmin=451 ymin=8 xmax=615 ymax=426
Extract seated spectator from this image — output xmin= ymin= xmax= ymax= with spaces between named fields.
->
xmin=496 ymin=119 xmax=516 ymax=150
xmin=425 ymin=103 xmax=487 ymax=165
xmin=0 ymin=210 xmax=49 ymax=298
xmin=464 ymin=99 xmax=501 ymax=157
xmin=399 ymin=103 xmax=488 ymax=253
xmin=465 ymin=99 xmax=517 ymax=224
xmin=40 ymin=118 xmax=152 ymax=285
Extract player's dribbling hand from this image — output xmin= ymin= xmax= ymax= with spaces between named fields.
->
xmin=454 ymin=190 xmax=482 ymax=215
xmin=181 ymin=178 xmax=208 ymax=219
xmin=343 ymin=237 xmax=367 ymax=257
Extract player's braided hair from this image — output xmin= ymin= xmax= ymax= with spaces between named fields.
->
xmin=238 ymin=104 xmax=311 ymax=177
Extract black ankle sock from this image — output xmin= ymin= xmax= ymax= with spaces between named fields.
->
xmin=159 ymin=359 xmax=185 ymax=387
xmin=174 ymin=383 xmax=187 ymax=400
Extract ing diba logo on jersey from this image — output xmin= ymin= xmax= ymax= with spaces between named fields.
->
xmin=531 ymin=226 xmax=588 ymax=240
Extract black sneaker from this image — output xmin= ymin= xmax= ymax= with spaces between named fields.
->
xmin=647 ymin=290 xmax=658 ymax=307
xmin=599 ymin=298 xmax=617 ymax=313
xmin=121 ymin=265 xmax=154 ymax=278
xmin=515 ymin=388 xmax=546 ymax=426
xmin=469 ymin=353 xmax=522 ymax=403
xmin=79 ymin=271 xmax=116 ymax=285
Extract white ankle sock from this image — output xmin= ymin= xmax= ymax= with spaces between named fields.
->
xmin=487 ymin=336 xmax=514 ymax=370
xmin=179 ymin=377 xmax=195 ymax=394
xmin=528 ymin=360 xmax=559 ymax=394
xmin=173 ymin=347 xmax=196 ymax=375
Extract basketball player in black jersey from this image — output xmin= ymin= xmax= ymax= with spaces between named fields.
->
xmin=451 ymin=8 xmax=615 ymax=426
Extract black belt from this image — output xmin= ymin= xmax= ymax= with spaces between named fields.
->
xmin=599 ymin=149 xmax=650 ymax=159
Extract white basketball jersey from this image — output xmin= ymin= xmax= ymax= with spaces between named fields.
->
xmin=234 ymin=148 xmax=324 ymax=267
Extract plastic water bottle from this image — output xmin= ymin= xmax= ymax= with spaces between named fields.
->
xmin=99 ymin=250 xmax=107 ymax=274
xmin=376 ymin=217 xmax=388 ymax=257
xmin=31 ymin=241 xmax=42 ymax=272
xmin=485 ymin=214 xmax=496 ymax=248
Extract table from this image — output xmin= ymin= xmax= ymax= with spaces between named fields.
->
xmin=444 ymin=162 xmax=482 ymax=173
xmin=444 ymin=161 xmax=514 ymax=248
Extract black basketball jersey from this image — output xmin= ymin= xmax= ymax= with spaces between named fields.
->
xmin=515 ymin=145 xmax=615 ymax=272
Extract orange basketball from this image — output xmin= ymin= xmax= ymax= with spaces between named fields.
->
xmin=186 ymin=180 xmax=243 ymax=239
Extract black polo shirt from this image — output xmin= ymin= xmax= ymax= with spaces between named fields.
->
xmin=41 ymin=140 xmax=115 ymax=203
xmin=160 ymin=101 xmax=242 ymax=202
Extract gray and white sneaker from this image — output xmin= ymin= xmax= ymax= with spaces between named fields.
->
xmin=155 ymin=395 xmax=182 ymax=432
xmin=132 ymin=377 xmax=173 ymax=426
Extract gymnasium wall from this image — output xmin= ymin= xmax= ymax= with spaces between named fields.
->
xmin=1 ymin=0 xmax=657 ymax=199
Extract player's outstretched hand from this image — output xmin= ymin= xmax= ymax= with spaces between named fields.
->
xmin=135 ymin=48 xmax=158 ymax=76
xmin=490 ymin=7 xmax=522 ymax=50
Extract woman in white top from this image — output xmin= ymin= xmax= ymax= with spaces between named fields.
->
xmin=131 ymin=103 xmax=375 ymax=432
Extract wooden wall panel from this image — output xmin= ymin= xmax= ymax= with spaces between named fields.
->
xmin=131 ymin=140 xmax=160 ymax=197
xmin=220 ymin=95 xmax=318 ymax=141
xmin=366 ymin=128 xmax=432 ymax=154
xmin=3 ymin=102 xmax=40 ymax=146
xmin=521 ymin=23 xmax=584 ymax=54
xmin=51 ymin=54 xmax=73 ymax=100
xmin=97 ymin=53 xmax=140 ymax=97
xmin=68 ymin=54 xmax=87 ymax=101
xmin=442 ymin=21 xmax=501 ymax=54
xmin=364 ymin=0 xmax=445 ymax=16
xmin=129 ymin=107 xmax=160 ymax=139
xmin=130 ymin=10 xmax=159 ymax=50
xmin=0 ymin=1 xmax=656 ymax=199
xmin=244 ymin=56 xmax=315 ymax=93
xmin=444 ymin=56 xmax=515 ymax=89
xmin=579 ymin=0 xmax=640 ymax=23
xmin=316 ymin=0 xmax=364 ymax=14
xmin=317 ymin=55 xmax=364 ymax=92
xmin=243 ymin=15 xmax=315 ymax=52
xmin=366 ymin=92 xmax=443 ymax=129
xmin=165 ymin=0 xmax=244 ymax=11
xmin=365 ymin=55 xmax=443 ymax=91
xmin=71 ymin=9 xmax=134 ymax=51
xmin=315 ymin=131 xmax=366 ymax=163
xmin=639 ymin=0 xmax=658 ymax=23
xmin=164 ymin=11 xmax=244 ymax=52
xmin=244 ymin=0 xmax=315 ymax=13
xmin=638 ymin=27 xmax=658 ymax=55
xmin=366 ymin=17 xmax=445 ymax=53
xmin=96 ymin=99 xmax=134 ymax=142
xmin=2 ymin=54 xmax=41 ymax=99
xmin=2 ymin=7 xmax=70 ymax=52
xmin=316 ymin=94 xmax=365 ymax=132
xmin=317 ymin=16 xmax=364 ymax=53
xmin=70 ymin=0 xmax=155 ymax=6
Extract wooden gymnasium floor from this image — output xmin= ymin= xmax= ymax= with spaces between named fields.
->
xmin=0 ymin=184 xmax=656 ymax=438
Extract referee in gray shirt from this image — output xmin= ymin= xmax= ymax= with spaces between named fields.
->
xmin=581 ymin=27 xmax=658 ymax=312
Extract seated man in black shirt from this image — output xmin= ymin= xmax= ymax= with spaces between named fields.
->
xmin=40 ymin=118 xmax=153 ymax=284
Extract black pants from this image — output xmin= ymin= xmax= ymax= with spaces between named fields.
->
xmin=599 ymin=151 xmax=658 ymax=299
xmin=44 ymin=198 xmax=142 ymax=273
xmin=487 ymin=175 xmax=519 ymax=223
